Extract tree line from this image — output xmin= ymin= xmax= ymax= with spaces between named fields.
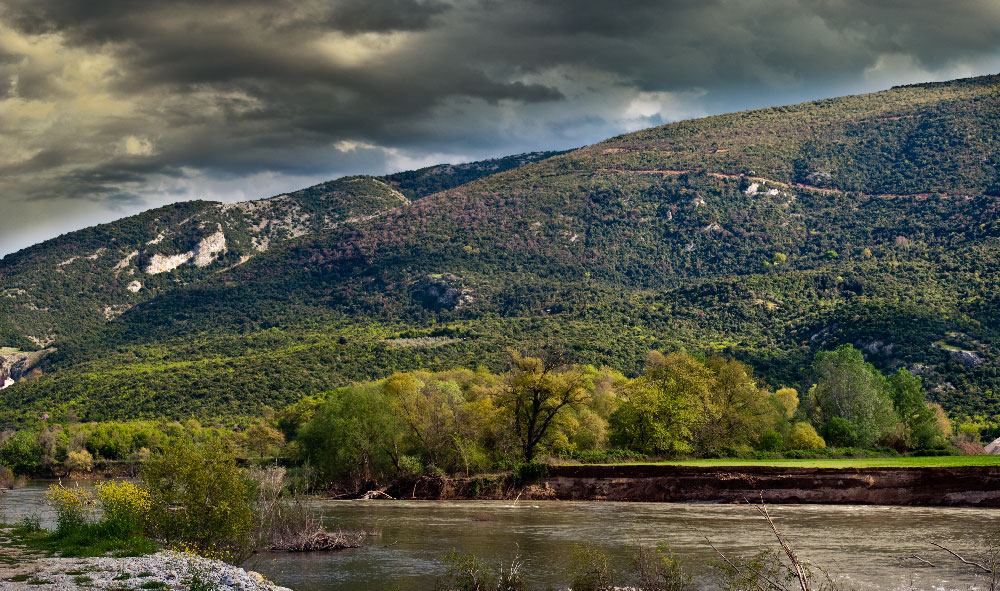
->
xmin=0 ymin=344 xmax=965 ymax=490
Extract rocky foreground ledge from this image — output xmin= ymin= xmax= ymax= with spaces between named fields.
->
xmin=0 ymin=551 xmax=291 ymax=591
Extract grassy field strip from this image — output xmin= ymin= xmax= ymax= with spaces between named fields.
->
xmin=579 ymin=456 xmax=1000 ymax=468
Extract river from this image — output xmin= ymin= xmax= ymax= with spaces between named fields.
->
xmin=4 ymin=481 xmax=998 ymax=590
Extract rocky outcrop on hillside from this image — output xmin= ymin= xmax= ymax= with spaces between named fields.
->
xmin=0 ymin=348 xmax=51 ymax=389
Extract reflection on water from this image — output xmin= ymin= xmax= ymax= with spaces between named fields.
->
xmin=5 ymin=483 xmax=999 ymax=590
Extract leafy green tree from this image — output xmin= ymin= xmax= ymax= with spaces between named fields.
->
xmin=244 ymin=420 xmax=284 ymax=461
xmin=610 ymin=351 xmax=709 ymax=455
xmin=810 ymin=345 xmax=895 ymax=447
xmin=888 ymin=369 xmax=945 ymax=449
xmin=386 ymin=373 xmax=460 ymax=470
xmin=0 ymin=430 xmax=42 ymax=475
xmin=693 ymin=357 xmax=773 ymax=454
xmin=274 ymin=394 xmax=325 ymax=440
xmin=772 ymin=388 xmax=799 ymax=419
xmin=498 ymin=352 xmax=590 ymax=463
xmin=296 ymin=383 xmax=405 ymax=487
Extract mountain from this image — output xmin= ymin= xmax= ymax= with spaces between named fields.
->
xmin=0 ymin=151 xmax=564 ymax=351
xmin=2 ymin=76 xmax=999 ymax=424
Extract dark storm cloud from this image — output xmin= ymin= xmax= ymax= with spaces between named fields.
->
xmin=0 ymin=0 xmax=998 ymax=256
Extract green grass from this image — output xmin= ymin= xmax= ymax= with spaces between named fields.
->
xmin=8 ymin=522 xmax=159 ymax=559
xmin=593 ymin=455 xmax=1000 ymax=468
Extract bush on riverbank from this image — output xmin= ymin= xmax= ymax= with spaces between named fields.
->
xmin=142 ymin=441 xmax=256 ymax=563
xmin=0 ymin=464 xmax=25 ymax=488
xmin=14 ymin=446 xmax=368 ymax=564
xmin=31 ymin=481 xmax=159 ymax=558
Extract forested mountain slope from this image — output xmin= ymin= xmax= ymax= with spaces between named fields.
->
xmin=2 ymin=75 xmax=998 ymax=423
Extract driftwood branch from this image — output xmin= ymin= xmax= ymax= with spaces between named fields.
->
xmin=930 ymin=542 xmax=991 ymax=573
xmin=270 ymin=529 xmax=366 ymax=552
xmin=897 ymin=554 xmax=936 ymax=567
xmin=360 ymin=489 xmax=394 ymax=500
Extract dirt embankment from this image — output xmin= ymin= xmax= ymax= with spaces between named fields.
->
xmin=391 ymin=465 xmax=1000 ymax=507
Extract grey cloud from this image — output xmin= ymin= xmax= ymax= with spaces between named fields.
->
xmin=0 ymin=0 xmax=998 ymax=257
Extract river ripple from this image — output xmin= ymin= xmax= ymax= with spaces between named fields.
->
xmin=5 ymin=483 xmax=998 ymax=590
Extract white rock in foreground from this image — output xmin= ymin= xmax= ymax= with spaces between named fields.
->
xmin=0 ymin=550 xmax=291 ymax=591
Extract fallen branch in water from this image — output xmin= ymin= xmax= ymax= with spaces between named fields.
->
xmin=930 ymin=540 xmax=1000 ymax=591
xmin=360 ymin=489 xmax=394 ymax=500
xmin=897 ymin=554 xmax=936 ymax=567
xmin=930 ymin=542 xmax=991 ymax=573
xmin=269 ymin=528 xmax=366 ymax=552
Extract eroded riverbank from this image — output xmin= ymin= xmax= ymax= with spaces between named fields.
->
xmin=394 ymin=464 xmax=1000 ymax=506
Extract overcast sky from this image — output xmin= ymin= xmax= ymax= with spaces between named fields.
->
xmin=1 ymin=0 xmax=999 ymax=257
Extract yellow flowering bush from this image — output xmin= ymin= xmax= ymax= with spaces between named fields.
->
xmin=95 ymin=480 xmax=152 ymax=536
xmin=45 ymin=483 xmax=96 ymax=534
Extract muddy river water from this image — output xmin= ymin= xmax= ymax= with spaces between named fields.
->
xmin=5 ymin=482 xmax=999 ymax=590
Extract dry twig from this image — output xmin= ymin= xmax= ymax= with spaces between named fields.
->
xmin=699 ymin=530 xmax=788 ymax=591
xmin=745 ymin=494 xmax=810 ymax=591
xmin=897 ymin=554 xmax=936 ymax=568
xmin=930 ymin=542 xmax=991 ymax=573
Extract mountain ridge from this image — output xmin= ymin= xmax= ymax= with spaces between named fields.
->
xmin=2 ymin=75 xmax=998 ymax=424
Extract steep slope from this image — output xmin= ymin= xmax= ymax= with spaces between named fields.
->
xmin=0 ymin=151 xmax=562 ymax=355
xmin=3 ymin=75 xmax=999 ymax=423
xmin=0 ymin=177 xmax=406 ymax=351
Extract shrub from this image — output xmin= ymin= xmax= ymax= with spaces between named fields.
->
xmin=787 ymin=423 xmax=826 ymax=450
xmin=45 ymin=483 xmax=96 ymax=536
xmin=571 ymin=448 xmax=646 ymax=463
xmin=438 ymin=551 xmax=526 ymax=591
xmin=758 ymin=430 xmax=784 ymax=452
xmin=0 ymin=464 xmax=20 ymax=488
xmin=141 ymin=441 xmax=255 ymax=563
xmin=913 ymin=447 xmax=961 ymax=457
xmin=820 ymin=417 xmax=856 ymax=447
xmin=14 ymin=514 xmax=42 ymax=535
xmin=713 ymin=549 xmax=796 ymax=591
xmin=570 ymin=543 xmax=616 ymax=591
xmin=95 ymin=480 xmax=152 ymax=537
xmin=64 ymin=449 xmax=94 ymax=473
xmin=0 ymin=430 xmax=42 ymax=475
xmin=513 ymin=461 xmax=548 ymax=485
xmin=632 ymin=542 xmax=692 ymax=591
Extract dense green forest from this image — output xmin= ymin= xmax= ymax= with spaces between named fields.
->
xmin=1 ymin=74 xmax=999 ymax=427
xmin=0 ymin=346 xmax=969 ymax=491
